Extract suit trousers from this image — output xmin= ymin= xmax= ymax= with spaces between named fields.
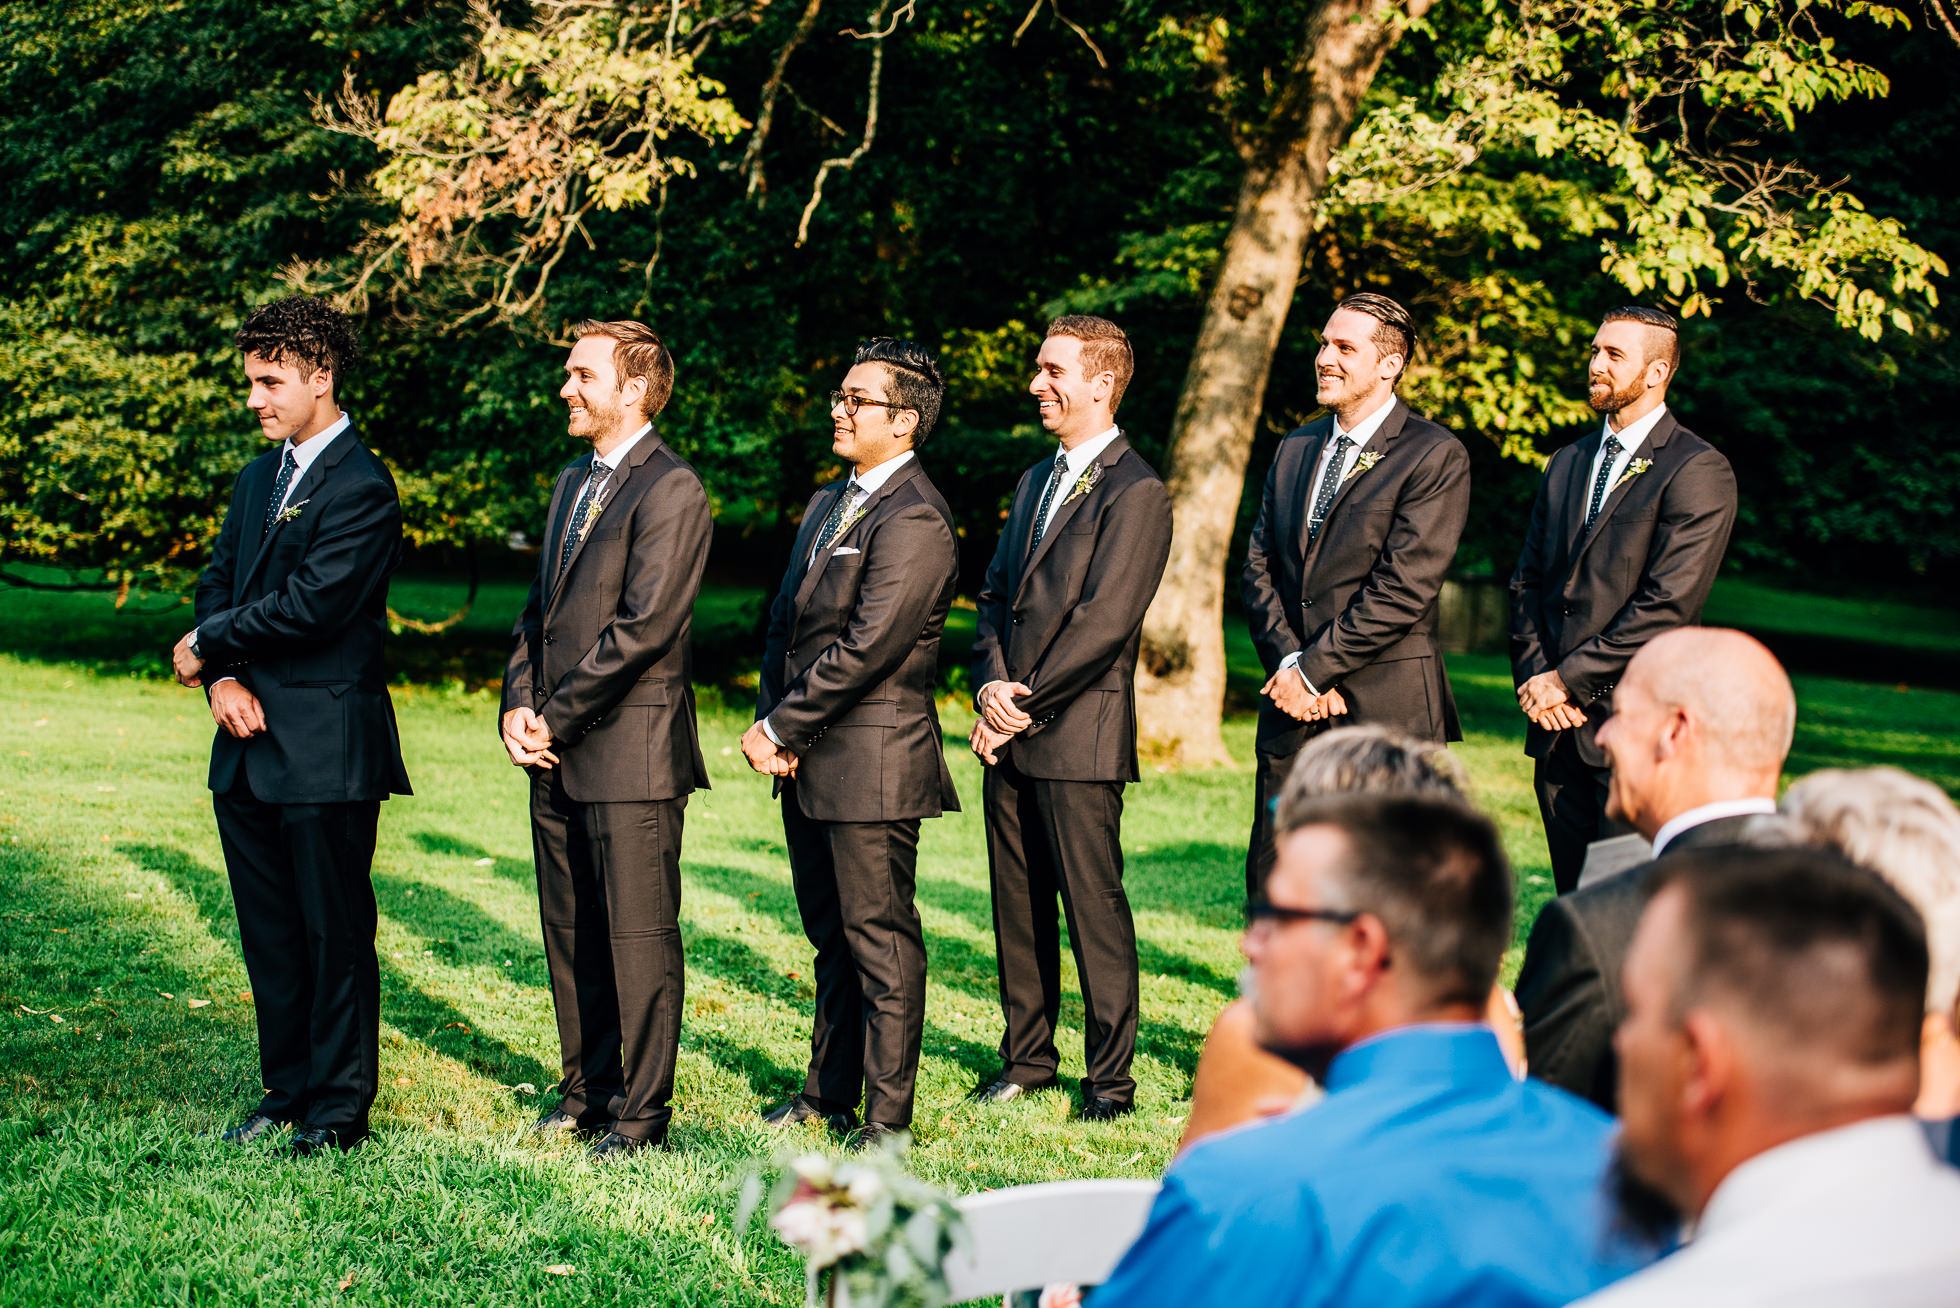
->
xmin=213 ymin=777 xmax=381 ymax=1134
xmin=983 ymin=755 xmax=1138 ymax=1106
xmin=781 ymin=782 xmax=926 ymax=1128
xmin=1245 ymin=745 xmax=1306 ymax=900
xmin=529 ymin=771 xmax=686 ymax=1139
xmin=1534 ymin=732 xmax=1619 ymax=895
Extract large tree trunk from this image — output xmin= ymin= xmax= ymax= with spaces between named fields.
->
xmin=1136 ymin=0 xmax=1432 ymax=767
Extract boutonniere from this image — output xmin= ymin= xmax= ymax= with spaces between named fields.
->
xmin=1060 ymin=461 xmax=1104 ymax=508
xmin=836 ymin=501 xmax=870 ymax=537
xmin=1612 ymin=458 xmax=1654 ymax=493
xmin=275 ymin=498 xmax=310 ymax=526
xmin=1342 ymin=451 xmax=1383 ymax=483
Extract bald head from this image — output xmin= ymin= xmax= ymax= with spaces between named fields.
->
xmin=1598 ymin=628 xmax=1794 ymax=838
xmin=1634 ymin=628 xmax=1794 ymax=774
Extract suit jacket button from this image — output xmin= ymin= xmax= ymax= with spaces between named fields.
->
xmin=543 ymin=632 xmax=555 ymax=644
xmin=1302 ymin=598 xmax=1315 ymax=608
xmin=1012 ymin=616 xmax=1024 ymax=626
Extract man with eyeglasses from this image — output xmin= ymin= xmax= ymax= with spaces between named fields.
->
xmin=742 ymin=337 xmax=961 ymax=1151
xmin=1093 ymin=793 xmax=1661 ymax=1307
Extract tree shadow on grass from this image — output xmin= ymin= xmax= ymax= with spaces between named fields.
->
xmin=407 ymin=830 xmax=533 ymax=886
xmin=124 ymin=843 xmax=556 ymax=1093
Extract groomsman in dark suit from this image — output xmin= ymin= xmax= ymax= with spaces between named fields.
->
xmin=173 ymin=296 xmax=410 ymax=1155
xmin=742 ymin=337 xmax=960 ymax=1149
xmin=502 ymin=320 xmax=711 ymax=1160
xmin=1240 ymin=294 xmax=1471 ymax=896
xmin=1509 ymin=306 xmax=1738 ymax=893
xmin=968 ymin=315 xmax=1173 ymax=1122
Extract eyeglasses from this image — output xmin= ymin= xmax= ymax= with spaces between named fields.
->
xmin=830 ymin=390 xmax=913 ymax=418
xmin=1243 ymin=897 xmax=1363 ymax=929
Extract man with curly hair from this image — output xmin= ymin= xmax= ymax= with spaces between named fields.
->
xmin=173 ymin=294 xmax=411 ymax=1156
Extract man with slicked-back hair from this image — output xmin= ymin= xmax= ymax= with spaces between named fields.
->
xmin=503 ymin=318 xmax=710 ymax=1160
xmin=1510 ymin=306 xmax=1737 ymax=893
xmin=1241 ymin=293 xmax=1471 ymax=897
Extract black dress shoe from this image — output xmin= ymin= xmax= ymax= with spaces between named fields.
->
xmin=1078 ymin=1097 xmax=1134 ymax=1123
xmin=533 ymin=1108 xmax=603 ymax=1139
xmin=209 ymin=1114 xmax=285 ymax=1145
xmin=848 ymin=1122 xmax=908 ymax=1153
xmin=761 ymin=1096 xmax=858 ymax=1134
xmin=588 ymin=1128 xmax=669 ymax=1162
xmin=289 ymin=1125 xmax=368 ymax=1156
xmin=966 ymin=1077 xmax=1057 ymax=1105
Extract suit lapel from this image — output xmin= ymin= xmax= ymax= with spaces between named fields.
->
xmin=1020 ymin=433 xmax=1130 ymax=586
xmin=232 ymin=454 xmax=280 ymax=602
xmin=791 ymin=458 xmax=925 ymax=617
xmin=1302 ymin=401 xmax=1406 ymax=573
xmin=1561 ymin=428 xmax=1609 ymax=557
xmin=539 ymin=461 xmax=587 ymax=606
xmin=546 ymin=430 xmax=666 ymax=615
xmin=239 ymin=426 xmax=359 ymax=593
xmin=1281 ymin=419 xmax=1336 ymax=562
xmin=1572 ymin=413 xmax=1676 ymax=566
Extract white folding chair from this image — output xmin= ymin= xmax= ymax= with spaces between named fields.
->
xmin=942 ymin=1177 xmax=1162 ymax=1304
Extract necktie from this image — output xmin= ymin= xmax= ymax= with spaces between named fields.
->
xmin=813 ymin=478 xmax=863 ymax=556
xmin=1585 ymin=433 xmax=1625 ymax=533
xmin=557 ymin=463 xmax=615 ymax=581
xmin=1307 ymin=434 xmax=1355 ymax=545
xmin=261 ymin=448 xmax=299 ymax=539
xmin=1029 ymin=451 xmax=1070 ymax=551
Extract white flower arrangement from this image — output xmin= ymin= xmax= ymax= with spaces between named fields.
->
xmin=737 ymin=1142 xmax=965 ymax=1308
xmin=275 ymin=498 xmax=310 ymax=526
xmin=1612 ymin=457 xmax=1654 ymax=493
xmin=1059 ymin=461 xmax=1104 ymax=508
xmin=1342 ymin=451 xmax=1383 ymax=483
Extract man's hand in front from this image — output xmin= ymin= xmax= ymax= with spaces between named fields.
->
xmin=172 ymin=633 xmax=204 ymax=687
xmin=501 ymin=706 xmax=560 ymax=769
xmin=969 ymin=718 xmax=1011 ymax=766
xmin=977 ymin=681 xmax=1033 ymax=736
xmin=740 ymin=721 xmax=799 ymax=776
xmin=1517 ymin=670 xmax=1574 ymax=718
xmin=1528 ymin=702 xmax=1588 ymax=732
xmin=210 ymin=680 xmax=267 ymax=739
xmin=1263 ymin=670 xmax=1351 ymax=724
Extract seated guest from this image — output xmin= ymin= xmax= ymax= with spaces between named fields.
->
xmin=1515 ymin=627 xmax=1793 ymax=1111
xmin=1576 ymin=847 xmax=1960 ymax=1306
xmin=1178 ymin=727 xmax=1521 ymax=1155
xmin=1780 ymin=767 xmax=1960 ymax=1134
xmin=1094 ymin=794 xmax=1658 ymax=1308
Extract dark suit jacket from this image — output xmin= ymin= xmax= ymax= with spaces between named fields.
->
xmin=1242 ymin=400 xmax=1471 ymax=757
xmin=757 ymin=457 xmax=960 ymax=824
xmin=1509 ymin=411 xmax=1737 ymax=766
xmin=1516 ymin=814 xmax=1763 ymax=1112
xmin=971 ymin=434 xmax=1172 ymax=783
xmin=193 ymin=422 xmax=411 ymax=804
xmin=502 ymin=431 xmax=712 ymax=805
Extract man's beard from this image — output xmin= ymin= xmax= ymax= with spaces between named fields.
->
xmin=1607 ymin=1145 xmax=1683 ymax=1251
xmin=1588 ymin=375 xmax=1645 ymax=416
xmin=571 ymin=392 xmax=625 ymax=440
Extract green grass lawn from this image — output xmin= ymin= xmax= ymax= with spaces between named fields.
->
xmin=2 ymin=580 xmax=1958 ymax=1305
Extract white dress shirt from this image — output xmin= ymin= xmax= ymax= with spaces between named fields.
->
xmin=763 ymin=449 xmax=917 ymax=746
xmin=1033 ymin=426 xmax=1122 ymax=542
xmin=570 ymin=421 xmax=653 ymax=507
xmin=1584 ymin=403 xmax=1668 ymax=524
xmin=204 ymin=412 xmax=350 ymax=683
xmin=1281 ymin=397 xmax=1398 ymax=695
xmin=1575 ymin=1116 xmax=1960 ymax=1307
xmin=1650 ymin=797 xmax=1778 ymax=857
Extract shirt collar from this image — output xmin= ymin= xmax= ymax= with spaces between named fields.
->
xmin=1603 ymin=402 xmax=1668 ymax=452
xmin=1698 ymin=1116 xmax=1938 ymax=1239
xmin=284 ymin=411 xmax=350 ymax=472
xmin=1323 ymin=1024 xmax=1511 ymax=1095
xmin=847 ymin=448 xmax=916 ymax=498
xmin=593 ymin=422 xmax=654 ymax=472
xmin=1333 ymin=394 xmax=1397 ymax=447
xmin=1057 ymin=426 xmax=1122 ymax=477
xmin=1651 ymin=797 xmax=1778 ymax=857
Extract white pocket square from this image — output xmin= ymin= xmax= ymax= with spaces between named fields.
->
xmin=832 ymin=546 xmax=861 ymax=556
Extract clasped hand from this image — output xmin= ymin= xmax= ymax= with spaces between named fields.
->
xmin=1517 ymin=670 xmax=1587 ymax=732
xmin=1262 ymin=668 xmax=1349 ymax=724
xmin=969 ymin=681 xmax=1033 ymax=764
xmin=740 ymin=721 xmax=799 ymax=777
xmin=501 ymin=707 xmax=560 ymax=769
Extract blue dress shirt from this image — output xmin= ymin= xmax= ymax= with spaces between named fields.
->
xmin=1092 ymin=1026 xmax=1658 ymax=1308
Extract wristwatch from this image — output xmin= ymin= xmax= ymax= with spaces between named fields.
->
xmin=188 ymin=628 xmax=203 ymax=660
